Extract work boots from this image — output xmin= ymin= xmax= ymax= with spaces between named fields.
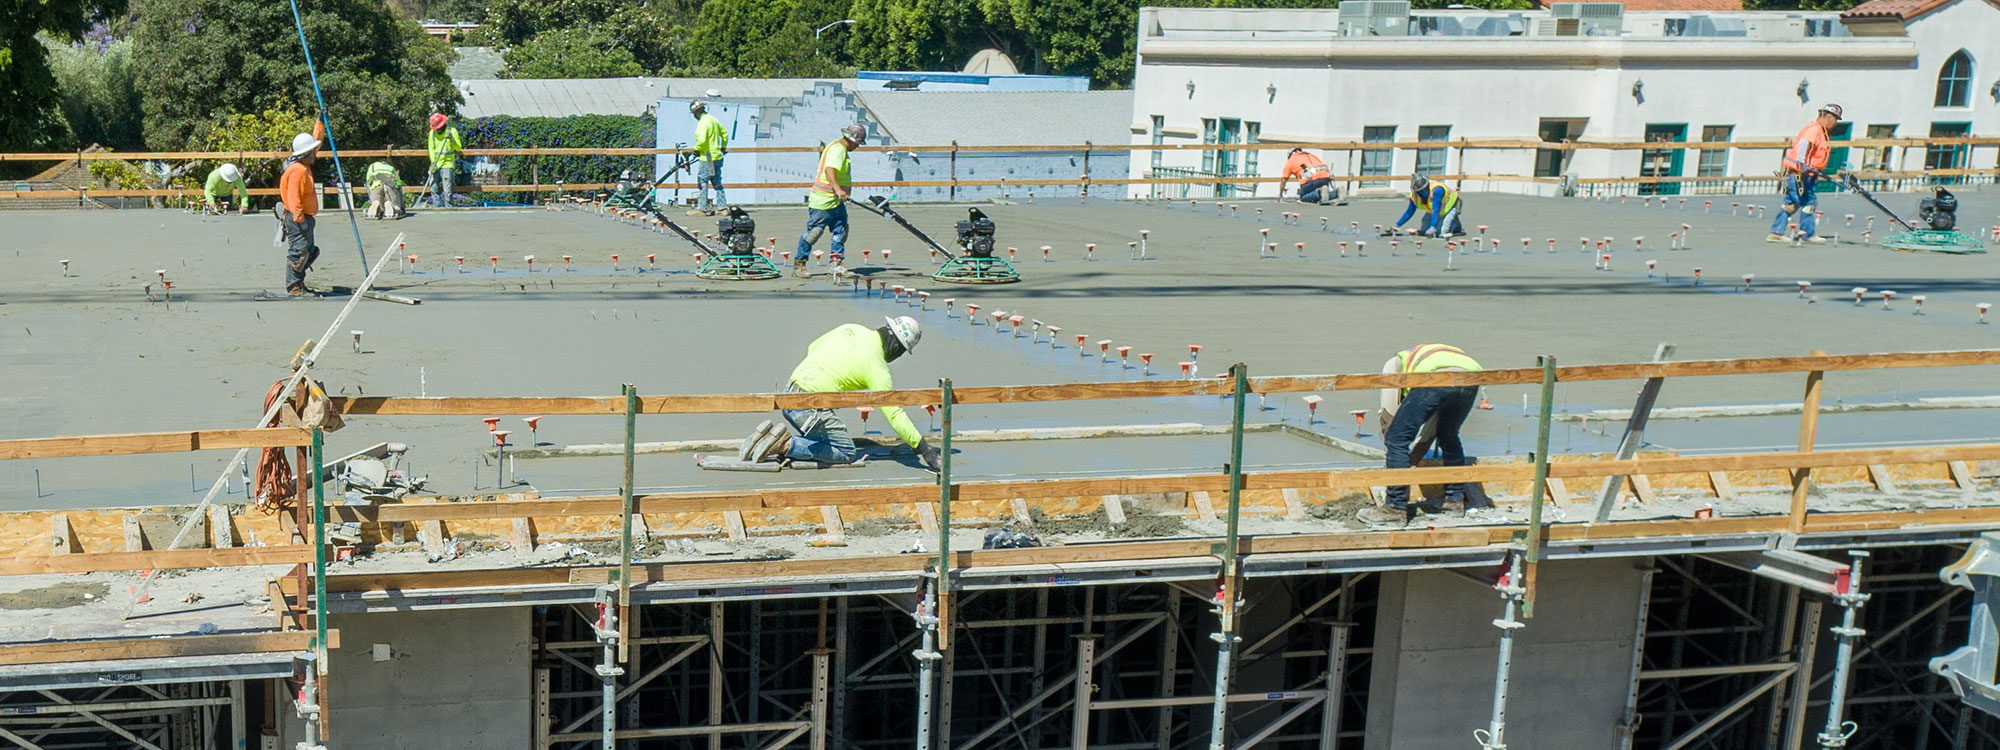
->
xmin=738 ymin=420 xmax=793 ymax=463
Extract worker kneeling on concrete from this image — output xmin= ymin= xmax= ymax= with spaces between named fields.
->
xmin=1393 ymin=174 xmax=1463 ymax=238
xmin=741 ymin=316 xmax=942 ymax=472
xmin=364 ymin=157 xmax=406 ymax=220
xmin=1359 ymin=344 xmax=1483 ymax=525
xmin=1278 ymin=148 xmax=1340 ymax=205
xmin=203 ymin=162 xmax=249 ymax=214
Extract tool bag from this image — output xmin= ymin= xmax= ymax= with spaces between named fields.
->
xmin=252 ymin=376 xmax=345 ymax=512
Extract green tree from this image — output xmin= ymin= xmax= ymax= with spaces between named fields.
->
xmin=1 ymin=0 xmax=113 ymax=150
xmin=501 ymin=27 xmax=645 ymax=78
xmin=477 ymin=0 xmax=695 ymax=73
xmin=45 ymin=34 xmax=145 ymax=149
xmin=130 ymin=0 xmax=459 ymax=150
xmin=191 ymin=106 xmax=314 ymax=183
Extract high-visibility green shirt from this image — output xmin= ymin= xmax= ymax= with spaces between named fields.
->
xmin=428 ymin=126 xmax=463 ymax=169
xmin=807 ymin=141 xmax=850 ymax=210
xmin=694 ymin=113 xmax=727 ymax=161
xmin=202 ymin=167 xmax=248 ymax=206
xmin=789 ymin=324 xmax=921 ymax=448
xmin=1392 ymin=343 xmax=1481 ymax=397
xmin=365 ymin=161 xmax=401 ymax=189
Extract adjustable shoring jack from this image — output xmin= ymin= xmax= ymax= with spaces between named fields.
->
xmin=1475 ymin=550 xmax=1528 ymax=750
xmin=912 ymin=578 xmax=944 ymax=750
xmin=294 ymin=653 xmax=326 ymax=750
xmin=1818 ymin=550 xmax=1871 ymax=749
xmin=592 ymin=585 xmax=627 ymax=748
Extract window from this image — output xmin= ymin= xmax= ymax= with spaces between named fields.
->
xmin=1243 ymin=121 xmax=1261 ymax=181
xmin=1696 ymin=125 xmax=1732 ymax=178
xmin=1216 ymin=118 xmax=1242 ymax=196
xmin=1935 ymin=50 xmax=1973 ymax=108
xmin=1639 ymin=123 xmax=1686 ymax=196
xmin=1416 ymin=125 xmax=1450 ymax=176
xmin=1201 ymin=119 xmax=1217 ymax=174
xmin=1861 ymin=124 xmax=1896 ymax=172
xmin=1150 ymin=116 xmax=1164 ymax=169
xmin=1360 ymin=126 xmax=1395 ymax=184
xmin=1535 ymin=119 xmax=1583 ymax=178
xmin=1927 ymin=122 xmax=1970 ymax=184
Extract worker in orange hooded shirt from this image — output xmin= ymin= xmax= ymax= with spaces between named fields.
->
xmin=276 ymin=119 xmax=327 ymax=296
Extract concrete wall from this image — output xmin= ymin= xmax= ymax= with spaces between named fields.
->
xmin=1127 ymin=1 xmax=2000 ymax=197
xmin=1364 ymin=559 xmax=1649 ymax=749
xmin=286 ymin=608 xmax=533 ymax=750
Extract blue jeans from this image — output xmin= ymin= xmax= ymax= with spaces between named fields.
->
xmin=781 ymin=407 xmax=859 ymax=464
xmin=1383 ymin=385 xmax=1478 ymax=510
xmin=797 ymin=204 xmax=849 ymax=262
xmin=279 ymin=213 xmax=319 ymax=288
xmin=429 ymin=167 xmax=454 ymax=207
xmin=1772 ymin=175 xmax=1818 ymax=237
xmin=1420 ymin=203 xmax=1464 ymax=237
xmin=697 ymin=157 xmax=725 ymax=212
xmin=1298 ymin=178 xmax=1334 ymax=204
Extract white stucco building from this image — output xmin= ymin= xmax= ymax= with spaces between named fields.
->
xmin=1126 ymin=0 xmax=1999 ymax=198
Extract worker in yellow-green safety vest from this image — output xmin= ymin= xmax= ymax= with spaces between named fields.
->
xmin=737 ymin=317 xmax=942 ymax=472
xmin=689 ymin=100 xmax=729 ymax=216
xmin=793 ymin=123 xmax=865 ymax=278
xmin=1392 ymin=174 xmax=1465 ymax=238
xmin=364 ymin=158 xmax=405 ymax=220
xmin=1359 ymin=344 xmax=1484 ymax=525
xmin=202 ymin=162 xmax=250 ymax=214
xmin=426 ymin=113 xmax=463 ymax=208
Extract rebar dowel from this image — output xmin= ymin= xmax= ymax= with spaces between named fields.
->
xmin=1818 ymin=551 xmax=1871 ymax=748
xmin=618 ymin=384 xmax=637 ymax=664
xmin=311 ymin=429 xmax=329 ymax=672
xmin=1524 ymin=356 xmax=1556 ymax=617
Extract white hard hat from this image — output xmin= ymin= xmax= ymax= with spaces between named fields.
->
xmin=290 ymin=132 xmax=320 ymax=156
xmin=884 ymin=316 xmax=921 ymax=352
xmin=842 ymin=124 xmax=867 ymax=142
xmin=690 ymin=99 xmax=705 ymax=112
xmin=218 ymin=163 xmax=240 ymax=182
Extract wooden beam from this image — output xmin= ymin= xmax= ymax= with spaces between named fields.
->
xmin=723 ymin=511 xmax=748 ymax=540
xmin=1791 ymin=359 xmax=1827 ymax=533
xmin=208 ymin=505 xmax=235 ymax=549
xmin=916 ymin=503 xmax=940 ymax=537
xmin=1191 ymin=491 xmax=1219 ymax=522
xmin=820 ymin=507 xmax=844 ymax=536
xmin=1708 ymin=471 xmax=1737 ymax=501
xmin=1866 ymin=464 xmax=1901 ymax=494
xmin=0 ymin=630 xmax=333 ymax=667
xmin=1102 ymin=496 xmax=1128 ymax=525
xmin=1009 ymin=498 xmax=1032 ymax=525
xmin=0 ymin=428 xmax=311 ymax=461
xmin=512 ymin=518 xmax=537 ymax=552
xmin=1627 ymin=474 xmax=1658 ymax=506
xmin=0 ymin=546 xmax=314 ymax=576
xmin=1950 ymin=461 xmax=1979 ymax=493
xmin=122 ymin=514 xmax=145 ymax=552
xmin=49 ymin=515 xmax=78 ymax=555
xmin=1280 ymin=488 xmax=1307 ymax=521
xmin=1545 ymin=477 xmax=1571 ymax=504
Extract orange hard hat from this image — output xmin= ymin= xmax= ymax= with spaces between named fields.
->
xmin=429 ymin=113 xmax=447 ymax=130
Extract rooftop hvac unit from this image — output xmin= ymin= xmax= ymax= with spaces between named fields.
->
xmin=1533 ymin=17 xmax=1582 ymax=36
xmin=1681 ymin=15 xmax=1749 ymax=36
xmin=1338 ymin=0 xmax=1411 ymax=36
xmin=1744 ymin=17 xmax=1806 ymax=38
xmin=1550 ymin=1 xmax=1623 ymax=35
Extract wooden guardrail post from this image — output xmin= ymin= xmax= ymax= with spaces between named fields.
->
xmin=1789 ymin=351 xmax=1827 ymax=533
xmin=1524 ymin=356 xmax=1556 ymax=618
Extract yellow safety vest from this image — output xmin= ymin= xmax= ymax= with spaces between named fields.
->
xmin=808 ymin=141 xmax=851 ymax=210
xmin=1412 ymin=183 xmax=1459 ymax=215
xmin=1396 ymin=344 xmax=1481 ymax=396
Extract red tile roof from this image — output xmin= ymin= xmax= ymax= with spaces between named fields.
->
xmin=1840 ymin=0 xmax=1950 ymax=20
xmin=1534 ymin=0 xmax=1744 ymax=10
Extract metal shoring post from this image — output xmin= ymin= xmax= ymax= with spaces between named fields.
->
xmin=310 ymin=429 xmax=329 ymax=673
xmin=595 ymin=585 xmax=624 ymax=749
xmin=812 ymin=649 xmax=832 ymax=750
xmin=1158 ymin=594 xmax=1180 ymax=750
xmin=1206 ymin=363 xmax=1249 ymax=750
xmin=1615 ymin=566 xmax=1657 ymax=750
xmin=835 ymin=598 xmax=850 ymax=750
xmin=1319 ymin=622 xmax=1351 ymax=750
xmin=710 ymin=602 xmax=725 ymax=750
xmin=1475 ymin=550 xmax=1527 ymax=750
xmin=915 ymin=579 xmax=943 ymax=750
xmin=1763 ymin=586 xmax=1803 ymax=749
xmin=1072 ymin=635 xmax=1098 ymax=750
xmin=619 ymin=384 xmax=637 ymax=665
xmin=1818 ymin=551 xmax=1871 ymax=749
xmin=938 ymin=379 xmax=954 ymax=641
xmin=296 ymin=653 xmax=324 ymax=750
xmin=1783 ymin=600 xmax=1825 ymax=749
xmin=1523 ymin=356 xmax=1556 ymax=617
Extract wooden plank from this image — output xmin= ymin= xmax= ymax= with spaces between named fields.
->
xmin=819 ymin=507 xmax=844 ymax=535
xmin=1545 ymin=477 xmax=1570 ymax=504
xmin=723 ymin=511 xmax=748 ymax=540
xmin=915 ymin=503 xmax=940 ymax=537
xmin=1009 ymin=498 xmax=1032 ymax=524
xmin=512 ymin=518 xmax=537 ymax=552
xmin=0 ymin=428 xmax=312 ymax=461
xmin=209 ymin=505 xmax=235 ymax=549
xmin=1866 ymin=464 xmax=1901 ymax=494
xmin=1950 ymin=461 xmax=1979 ymax=492
xmin=1627 ymin=474 xmax=1658 ymax=505
xmin=1191 ymin=492 xmax=1219 ymax=522
xmin=122 ymin=514 xmax=145 ymax=552
xmin=1791 ymin=362 xmax=1827 ymax=533
xmin=1102 ymin=496 xmax=1128 ymax=525
xmin=0 ymin=630 xmax=331 ymax=667
xmin=0 ymin=546 xmax=315 ymax=576
xmin=1708 ymin=471 xmax=1737 ymax=501
xmin=48 ymin=515 xmax=78 ymax=555
xmin=421 ymin=520 xmax=445 ymax=559
xmin=1280 ymin=488 xmax=1306 ymax=521
xmin=630 ymin=513 xmax=651 ymax=543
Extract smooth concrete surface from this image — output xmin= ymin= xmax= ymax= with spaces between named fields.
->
xmin=1364 ymin=558 xmax=1650 ymax=749
xmin=285 ymin=607 xmax=533 ymax=750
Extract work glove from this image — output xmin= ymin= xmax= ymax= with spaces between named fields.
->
xmin=916 ymin=440 xmax=942 ymax=472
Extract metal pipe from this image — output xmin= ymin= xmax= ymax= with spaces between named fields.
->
xmin=297 ymin=654 xmax=324 ymax=750
xmin=310 ymin=429 xmax=329 ymax=670
xmin=1207 ymin=363 xmax=1249 ymax=750
xmin=1072 ymin=636 xmax=1097 ymax=750
xmin=1616 ymin=567 xmax=1655 ymax=750
xmin=1783 ymin=600 xmax=1824 ymax=750
xmin=1523 ymin=356 xmax=1556 ymax=617
xmin=1477 ymin=551 xmax=1527 ymax=750
xmin=1319 ymin=624 xmax=1349 ymax=750
xmin=618 ymin=384 xmax=637 ymax=665
xmin=915 ymin=580 xmax=941 ymax=750
xmin=1817 ymin=551 xmax=1871 ymax=748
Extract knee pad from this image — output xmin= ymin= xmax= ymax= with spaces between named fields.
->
xmin=803 ymin=226 xmax=827 ymax=245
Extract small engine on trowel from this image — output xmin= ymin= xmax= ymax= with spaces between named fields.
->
xmin=955 ymin=209 xmax=997 ymax=258
xmin=1919 ymin=187 xmax=1958 ymax=231
xmin=717 ymin=206 xmax=757 ymax=256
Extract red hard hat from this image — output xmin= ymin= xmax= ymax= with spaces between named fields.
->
xmin=429 ymin=113 xmax=447 ymax=130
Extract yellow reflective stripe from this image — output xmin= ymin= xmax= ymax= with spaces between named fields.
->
xmin=1400 ymin=344 xmax=1479 ymax=374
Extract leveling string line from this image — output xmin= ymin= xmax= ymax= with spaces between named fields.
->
xmin=287 ymin=0 xmax=369 ymax=276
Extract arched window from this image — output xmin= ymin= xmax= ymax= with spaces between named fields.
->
xmin=1935 ymin=50 xmax=1973 ymax=108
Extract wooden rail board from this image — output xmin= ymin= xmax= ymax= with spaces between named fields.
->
xmin=0 ymin=428 xmax=311 ymax=461
xmin=0 ymin=546 xmax=314 ymax=576
xmin=0 ymin=630 xmax=332 ymax=667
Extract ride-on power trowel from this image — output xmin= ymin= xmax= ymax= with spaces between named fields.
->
xmin=851 ymin=196 xmax=1020 ymax=284
xmin=1841 ymin=174 xmax=1986 ymax=254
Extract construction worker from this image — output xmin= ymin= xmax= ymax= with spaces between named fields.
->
xmin=277 ymin=121 xmax=327 ymax=297
xmin=364 ymin=156 xmax=405 ymax=220
xmin=1393 ymin=174 xmax=1463 ymax=238
xmin=1358 ymin=344 xmax=1482 ymax=525
xmin=1770 ymin=103 xmax=1842 ymax=244
xmin=200 ymin=163 xmax=250 ymax=214
xmin=739 ymin=317 xmax=942 ymax=471
xmin=426 ymin=113 xmax=463 ymax=208
xmin=1277 ymin=148 xmax=1339 ymax=205
xmin=690 ymin=100 xmax=728 ymax=216
xmin=794 ymin=124 xmax=865 ymax=278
